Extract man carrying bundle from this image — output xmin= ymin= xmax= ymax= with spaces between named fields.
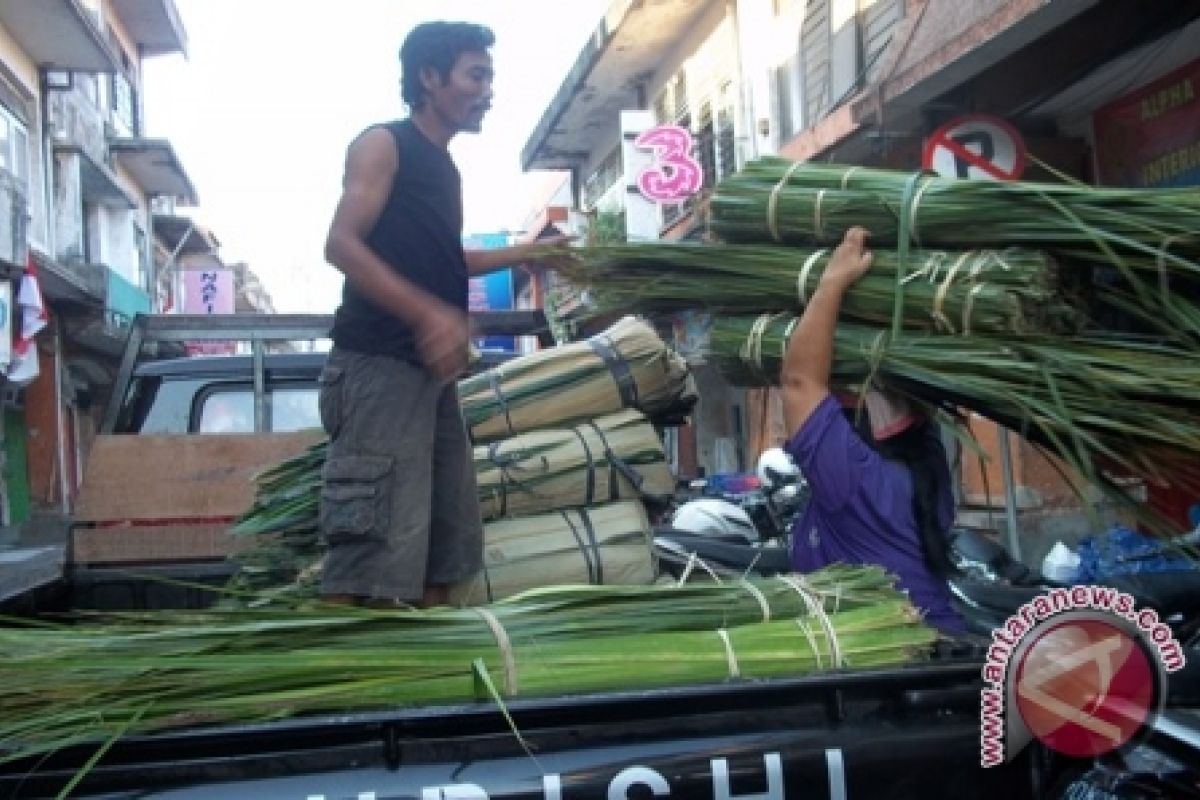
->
xmin=319 ymin=21 xmax=568 ymax=608
xmin=779 ymin=227 xmax=965 ymax=635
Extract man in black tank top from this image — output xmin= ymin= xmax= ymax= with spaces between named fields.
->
xmin=318 ymin=21 xmax=570 ymax=607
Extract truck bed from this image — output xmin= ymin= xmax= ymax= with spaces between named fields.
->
xmin=0 ymin=659 xmax=1063 ymax=799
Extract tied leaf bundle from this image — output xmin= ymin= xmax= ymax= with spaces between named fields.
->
xmin=228 ymin=410 xmax=675 ymax=600
xmin=707 ymin=314 xmax=1200 ymax=505
xmin=557 ymin=243 xmax=1082 ymax=336
xmin=710 ymin=158 xmax=1200 ymax=341
xmin=459 ymin=315 xmax=696 ymax=443
xmin=711 ymin=158 xmax=1200 ymax=270
xmin=448 ymin=500 xmax=657 ymax=605
xmin=0 ymin=567 xmax=931 ymax=766
xmin=475 ymin=408 xmax=673 ymax=519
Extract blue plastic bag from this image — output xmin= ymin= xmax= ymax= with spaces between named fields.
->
xmin=1073 ymin=525 xmax=1197 ymax=582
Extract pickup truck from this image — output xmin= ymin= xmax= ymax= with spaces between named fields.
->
xmin=4 ymin=314 xmax=1199 ymax=799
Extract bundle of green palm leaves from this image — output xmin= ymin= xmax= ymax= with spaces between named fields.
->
xmin=556 ymin=243 xmax=1083 ymax=336
xmin=711 ymin=158 xmax=1200 ymax=270
xmin=460 ymin=315 xmax=696 ymax=443
xmin=707 ymin=314 xmax=1200 ymax=509
xmin=0 ymin=566 xmax=933 ymax=766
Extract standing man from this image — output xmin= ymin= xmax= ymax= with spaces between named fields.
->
xmin=319 ymin=21 xmax=565 ymax=608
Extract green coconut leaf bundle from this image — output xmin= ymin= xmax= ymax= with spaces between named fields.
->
xmin=711 ymin=157 xmax=1200 ymax=272
xmin=0 ymin=567 xmax=931 ymax=766
xmin=706 ymin=313 xmax=1200 ymax=508
xmin=557 ymin=242 xmax=1083 ymax=336
xmin=460 ymin=315 xmax=696 ymax=443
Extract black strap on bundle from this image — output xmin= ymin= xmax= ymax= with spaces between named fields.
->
xmin=586 ymin=421 xmax=643 ymax=501
xmin=489 ymin=371 xmax=516 ymax=435
xmin=578 ymin=508 xmax=603 ymax=585
xmin=561 ymin=509 xmax=603 ymax=585
xmin=569 ymin=425 xmax=596 ymax=506
xmin=482 ymin=562 xmax=495 ymax=603
xmin=588 ymin=334 xmax=639 ymax=409
xmin=487 ymin=442 xmax=511 ymax=517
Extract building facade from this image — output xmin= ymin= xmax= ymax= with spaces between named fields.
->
xmin=521 ymin=0 xmax=1200 ymax=550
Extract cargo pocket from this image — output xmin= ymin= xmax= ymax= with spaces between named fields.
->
xmin=320 ymin=455 xmax=393 ymax=545
xmin=317 ymin=364 xmax=346 ymax=437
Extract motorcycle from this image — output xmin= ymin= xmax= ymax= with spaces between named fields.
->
xmin=653 ymin=448 xmax=806 ymax=579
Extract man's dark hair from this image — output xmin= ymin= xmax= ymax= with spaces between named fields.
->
xmin=399 ymin=22 xmax=495 ymax=111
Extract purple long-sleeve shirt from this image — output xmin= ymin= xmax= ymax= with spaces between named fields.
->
xmin=784 ymin=395 xmax=965 ymax=635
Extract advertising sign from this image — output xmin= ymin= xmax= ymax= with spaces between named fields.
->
xmin=183 ymin=268 xmax=236 ymax=356
xmin=1094 ymin=57 xmax=1200 ymax=188
xmin=464 ymin=233 xmax=515 ymax=354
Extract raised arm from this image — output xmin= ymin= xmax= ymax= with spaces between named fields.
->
xmin=464 ymin=234 xmax=575 ymax=277
xmin=780 ymin=226 xmax=873 ymax=434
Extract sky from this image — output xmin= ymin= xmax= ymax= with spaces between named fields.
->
xmin=142 ymin=1 xmax=609 ymax=313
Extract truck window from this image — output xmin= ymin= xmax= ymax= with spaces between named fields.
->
xmin=270 ymin=386 xmax=321 ymax=432
xmin=195 ymin=384 xmax=320 ymax=434
xmin=133 ymin=378 xmax=211 ymax=434
xmin=197 ymin=390 xmax=255 ymax=433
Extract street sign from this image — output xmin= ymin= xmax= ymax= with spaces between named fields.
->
xmin=922 ymin=114 xmax=1027 ymax=181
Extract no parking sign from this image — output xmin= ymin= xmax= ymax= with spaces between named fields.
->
xmin=922 ymin=114 xmax=1027 ymax=181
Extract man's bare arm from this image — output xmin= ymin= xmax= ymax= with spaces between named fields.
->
xmin=324 ymin=128 xmax=467 ymax=380
xmin=464 ymin=235 xmax=574 ymax=277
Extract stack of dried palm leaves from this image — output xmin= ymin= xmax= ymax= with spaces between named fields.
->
xmin=228 ymin=318 xmax=690 ymax=603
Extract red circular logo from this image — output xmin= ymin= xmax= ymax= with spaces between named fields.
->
xmin=1014 ymin=618 xmax=1156 ymax=757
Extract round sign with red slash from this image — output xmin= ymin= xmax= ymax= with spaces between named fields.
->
xmin=922 ymin=113 xmax=1027 ymax=181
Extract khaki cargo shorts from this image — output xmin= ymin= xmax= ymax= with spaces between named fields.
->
xmin=317 ymin=347 xmax=483 ymax=601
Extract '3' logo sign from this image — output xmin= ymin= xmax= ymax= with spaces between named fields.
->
xmin=635 ymin=125 xmax=703 ymax=203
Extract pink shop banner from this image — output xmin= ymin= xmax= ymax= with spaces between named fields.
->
xmin=183 ymin=269 xmax=235 ymax=315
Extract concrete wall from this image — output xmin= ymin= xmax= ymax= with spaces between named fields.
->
xmin=52 ymin=152 xmax=85 ymax=264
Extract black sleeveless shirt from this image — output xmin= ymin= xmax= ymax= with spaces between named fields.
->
xmin=330 ymin=119 xmax=468 ymax=360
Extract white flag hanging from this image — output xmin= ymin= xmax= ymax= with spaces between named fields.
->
xmin=7 ymin=255 xmax=49 ymax=386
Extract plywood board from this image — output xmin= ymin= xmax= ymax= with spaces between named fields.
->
xmin=70 ymin=523 xmax=250 ymax=565
xmin=74 ymin=432 xmax=323 ymax=523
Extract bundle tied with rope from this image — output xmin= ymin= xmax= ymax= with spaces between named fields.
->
xmin=712 ymin=157 xmax=1200 ymax=341
xmin=707 ymin=313 xmax=1200 ymax=523
xmin=555 ymin=242 xmax=1078 ymax=337
xmin=459 ymin=315 xmax=697 ymax=444
xmin=475 ymin=408 xmax=674 ymax=520
xmin=0 ymin=565 xmax=934 ymax=766
xmin=229 ymin=409 xmax=677 ymax=604
xmin=449 ymin=500 xmax=657 ymax=606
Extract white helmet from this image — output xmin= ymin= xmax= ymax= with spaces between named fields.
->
xmin=756 ymin=447 xmax=800 ymax=491
xmin=671 ymin=499 xmax=758 ymax=544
